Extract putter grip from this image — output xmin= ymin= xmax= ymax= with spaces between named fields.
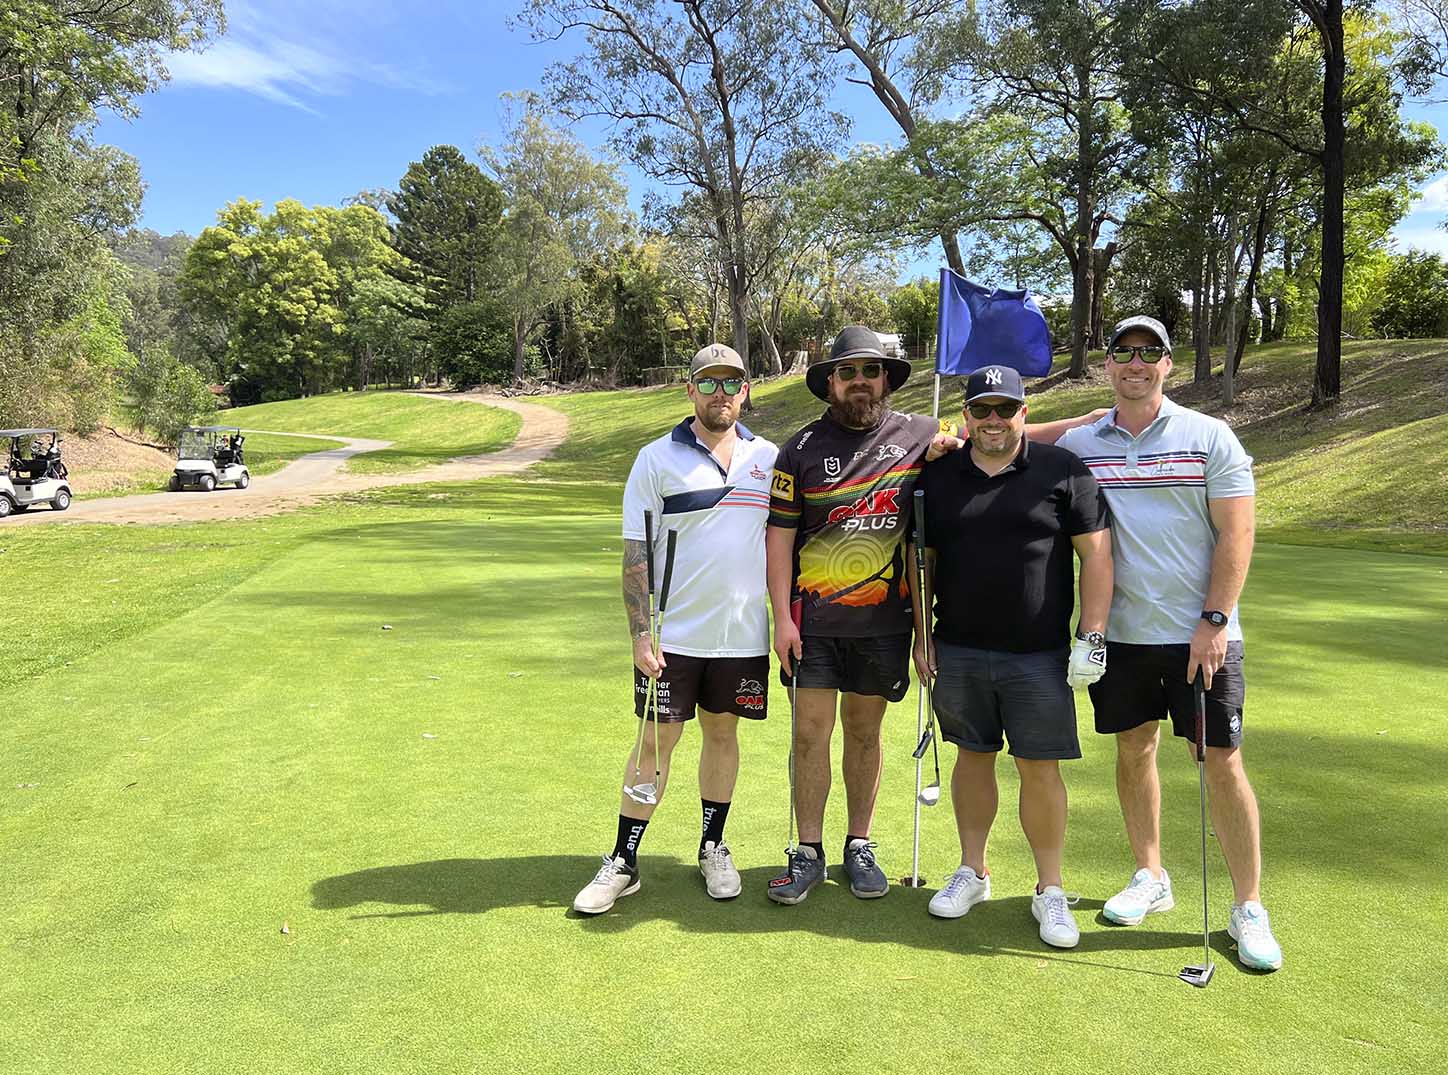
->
xmin=643 ymin=510 xmax=656 ymax=593
xmin=1193 ymin=668 xmax=1207 ymax=763
xmin=912 ymin=487 xmax=926 ymax=548
xmin=657 ymin=530 xmax=678 ymax=613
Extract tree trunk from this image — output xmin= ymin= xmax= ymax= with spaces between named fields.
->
xmin=1192 ymin=254 xmax=1211 ymax=384
xmin=512 ymin=319 xmax=527 ymax=382
xmin=1233 ymin=184 xmax=1274 ymax=377
xmin=1069 ymin=65 xmax=1092 ymax=379
xmin=1090 ymin=243 xmax=1117 ymax=349
xmin=1221 ymin=215 xmax=1240 ymax=407
xmin=1313 ymin=1 xmax=1345 ymax=407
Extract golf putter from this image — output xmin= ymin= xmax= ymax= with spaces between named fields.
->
xmin=1180 ymin=668 xmax=1216 ymax=988
xmin=786 ymin=597 xmax=802 ymax=856
xmin=629 ymin=530 xmax=679 ymax=806
xmin=625 ymin=511 xmax=660 ymax=805
xmin=911 ymin=489 xmax=942 ymax=808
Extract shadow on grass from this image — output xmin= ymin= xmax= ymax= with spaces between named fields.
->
xmin=310 ymin=854 xmax=1248 ymax=978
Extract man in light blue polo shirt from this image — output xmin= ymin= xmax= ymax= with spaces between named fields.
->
xmin=1058 ymin=315 xmax=1282 ymax=972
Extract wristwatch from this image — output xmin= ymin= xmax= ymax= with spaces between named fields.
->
xmin=1075 ymin=629 xmax=1106 ymax=646
xmin=1200 ymin=610 xmax=1228 ymax=628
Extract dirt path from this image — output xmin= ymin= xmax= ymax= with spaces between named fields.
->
xmin=7 ymin=396 xmax=567 ymax=527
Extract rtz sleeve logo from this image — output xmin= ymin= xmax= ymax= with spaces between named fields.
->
xmin=771 ymin=469 xmax=795 ymax=499
xmin=827 ymin=488 xmax=901 ymax=530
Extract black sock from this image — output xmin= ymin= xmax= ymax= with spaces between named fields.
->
xmin=700 ymin=799 xmax=731 ymax=851
xmin=613 ymin=815 xmax=648 ymax=869
xmin=843 ymin=834 xmax=869 ymax=859
xmin=804 ymin=841 xmax=825 ymax=861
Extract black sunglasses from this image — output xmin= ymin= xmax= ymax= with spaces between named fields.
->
xmin=1109 ymin=345 xmax=1168 ymax=364
xmin=967 ymin=401 xmax=1023 ymax=420
xmin=693 ymin=376 xmax=744 ymax=396
xmin=833 ymin=361 xmax=884 ymax=381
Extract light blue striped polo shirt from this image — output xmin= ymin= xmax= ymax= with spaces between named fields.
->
xmin=1057 ymin=397 xmax=1254 ymax=645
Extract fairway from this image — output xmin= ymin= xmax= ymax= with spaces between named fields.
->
xmin=3 ymin=470 xmax=1445 ymax=1074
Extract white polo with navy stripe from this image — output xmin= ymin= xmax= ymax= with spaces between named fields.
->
xmin=1057 ymin=397 xmax=1254 ymax=645
xmin=622 ymin=419 xmax=778 ymax=657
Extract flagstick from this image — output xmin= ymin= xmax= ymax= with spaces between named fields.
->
xmin=911 ymin=334 xmax=942 ymax=889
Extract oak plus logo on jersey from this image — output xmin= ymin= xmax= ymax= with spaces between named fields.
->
xmin=827 ymin=488 xmax=901 ymax=531
xmin=824 ymin=456 xmax=842 ymax=480
xmin=751 ymin=464 xmax=768 ymax=480
xmin=735 ymin=678 xmax=765 ymax=710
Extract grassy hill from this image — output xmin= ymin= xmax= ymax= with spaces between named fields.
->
xmin=539 ymin=339 xmax=1448 ymax=554
xmin=226 ymin=390 xmax=521 ymax=473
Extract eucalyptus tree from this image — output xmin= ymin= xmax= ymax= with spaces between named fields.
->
xmin=522 ymin=0 xmax=846 ymax=374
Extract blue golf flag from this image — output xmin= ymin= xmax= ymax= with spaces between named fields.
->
xmin=935 ymin=268 xmax=1053 ymax=377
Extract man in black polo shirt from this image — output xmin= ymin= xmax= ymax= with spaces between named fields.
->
xmin=913 ymin=365 xmax=1113 ymax=949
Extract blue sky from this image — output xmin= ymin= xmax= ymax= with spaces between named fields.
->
xmin=96 ymin=0 xmax=1448 ymax=278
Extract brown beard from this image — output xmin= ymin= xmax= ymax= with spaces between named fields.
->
xmin=696 ymin=406 xmax=735 ymax=434
xmin=829 ymin=389 xmax=890 ymax=430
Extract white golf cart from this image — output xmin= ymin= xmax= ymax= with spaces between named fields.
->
xmin=0 ymin=428 xmax=73 ymax=518
xmin=171 ymin=425 xmax=250 ymax=492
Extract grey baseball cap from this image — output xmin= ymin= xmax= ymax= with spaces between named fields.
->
xmin=689 ymin=343 xmax=747 ymax=378
xmin=1107 ymin=315 xmax=1172 ymax=354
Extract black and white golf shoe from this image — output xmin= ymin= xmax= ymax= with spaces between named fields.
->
xmin=766 ymin=845 xmax=825 ymax=905
xmin=572 ymin=855 xmax=641 ymax=915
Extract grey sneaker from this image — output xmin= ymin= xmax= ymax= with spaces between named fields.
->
xmin=572 ymin=855 xmax=640 ymax=915
xmin=842 ymin=838 xmax=888 ymax=899
xmin=766 ymin=845 xmax=825 ymax=905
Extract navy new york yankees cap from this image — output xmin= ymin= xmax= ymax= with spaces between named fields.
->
xmin=964 ymin=364 xmax=1026 ymax=404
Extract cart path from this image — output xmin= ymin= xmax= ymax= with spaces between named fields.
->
xmin=7 ymin=396 xmax=567 ymax=526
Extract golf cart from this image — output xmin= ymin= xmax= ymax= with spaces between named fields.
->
xmin=171 ymin=425 xmax=249 ymax=492
xmin=0 ymin=428 xmax=72 ymax=518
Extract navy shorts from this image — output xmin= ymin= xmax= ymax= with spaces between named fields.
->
xmin=1087 ymin=641 xmax=1245 ymax=749
xmin=779 ymin=632 xmax=912 ymax=702
xmin=931 ymin=642 xmax=1080 ymax=760
xmin=635 ymin=653 xmax=769 ymax=723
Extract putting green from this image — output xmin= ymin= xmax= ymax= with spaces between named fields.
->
xmin=3 ymin=476 xmax=1445 ymax=1073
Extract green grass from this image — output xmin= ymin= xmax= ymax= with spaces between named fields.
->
xmin=75 ymin=432 xmax=345 ymax=500
xmin=4 ymin=346 xmax=1448 ymax=1073
xmin=226 ymin=390 xmax=522 ymax=473
xmin=3 ymin=488 xmax=1446 ymax=1074
xmin=538 ymin=339 xmax=1448 ymax=550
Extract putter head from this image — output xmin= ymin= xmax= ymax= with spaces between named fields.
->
xmin=622 ymin=782 xmax=658 ymax=806
xmin=1179 ymin=962 xmax=1215 ymax=988
xmin=912 ymin=727 xmax=934 ymax=760
xmin=917 ymin=782 xmax=941 ymax=806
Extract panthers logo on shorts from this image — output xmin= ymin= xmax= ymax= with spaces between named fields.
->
xmin=735 ymin=677 xmax=765 ymax=710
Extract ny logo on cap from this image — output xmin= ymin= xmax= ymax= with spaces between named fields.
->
xmin=985 ymin=368 xmax=1003 ymax=386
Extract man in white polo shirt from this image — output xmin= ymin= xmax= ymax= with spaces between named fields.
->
xmin=573 ymin=343 xmax=778 ymax=915
xmin=1058 ymin=315 xmax=1282 ymax=971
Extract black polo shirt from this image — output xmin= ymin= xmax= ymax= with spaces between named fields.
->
xmin=918 ymin=437 xmax=1109 ymax=653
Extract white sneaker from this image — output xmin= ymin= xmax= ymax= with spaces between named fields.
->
xmin=1229 ymin=900 xmax=1283 ymax=971
xmin=1103 ymin=867 xmax=1174 ymax=925
xmin=572 ymin=855 xmax=640 ymax=914
xmin=698 ymin=841 xmax=742 ymax=899
xmin=1032 ymin=885 xmax=1081 ymax=948
xmin=928 ymin=865 xmax=991 ymax=918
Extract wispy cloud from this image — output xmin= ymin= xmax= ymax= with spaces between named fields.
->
xmin=163 ymin=1 xmax=451 ymax=112
xmin=1410 ymin=173 xmax=1448 ymax=213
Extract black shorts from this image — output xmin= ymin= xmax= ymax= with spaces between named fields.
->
xmin=1087 ymin=641 xmax=1245 ymax=749
xmin=634 ymin=653 xmax=769 ymax=723
xmin=779 ymin=632 xmax=912 ymax=702
xmin=931 ymin=642 xmax=1080 ymax=760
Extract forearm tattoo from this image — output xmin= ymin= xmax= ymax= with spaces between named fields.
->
xmin=622 ymin=539 xmax=650 ymax=637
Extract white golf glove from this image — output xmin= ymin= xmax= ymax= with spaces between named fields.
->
xmin=1067 ymin=633 xmax=1107 ymax=689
